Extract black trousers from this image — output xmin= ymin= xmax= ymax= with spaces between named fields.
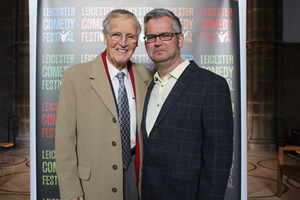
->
xmin=123 ymin=155 xmax=139 ymax=200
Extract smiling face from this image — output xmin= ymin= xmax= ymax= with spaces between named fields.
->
xmin=145 ymin=16 xmax=183 ymax=69
xmin=104 ymin=16 xmax=138 ymax=70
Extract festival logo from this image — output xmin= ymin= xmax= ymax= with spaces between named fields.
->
xmin=81 ymin=6 xmax=114 ymax=42
xmin=200 ymin=8 xmax=233 ymax=43
xmin=42 ymin=7 xmax=76 ymax=43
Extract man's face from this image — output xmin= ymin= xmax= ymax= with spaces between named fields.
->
xmin=104 ymin=17 xmax=138 ymax=69
xmin=144 ymin=16 xmax=183 ymax=66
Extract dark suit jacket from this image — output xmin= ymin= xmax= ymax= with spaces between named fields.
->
xmin=141 ymin=61 xmax=233 ymax=200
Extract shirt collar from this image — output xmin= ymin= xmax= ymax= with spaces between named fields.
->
xmin=107 ymin=58 xmax=129 ymax=80
xmin=154 ymin=59 xmax=190 ymax=83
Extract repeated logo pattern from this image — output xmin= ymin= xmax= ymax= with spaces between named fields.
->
xmin=116 ymin=72 xmax=131 ymax=169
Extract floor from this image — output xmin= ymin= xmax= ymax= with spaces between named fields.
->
xmin=0 ymin=146 xmax=299 ymax=200
xmin=247 ymin=149 xmax=300 ymax=200
xmin=0 ymin=146 xmax=30 ymax=200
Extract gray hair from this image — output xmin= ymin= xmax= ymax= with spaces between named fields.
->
xmin=102 ymin=9 xmax=141 ymax=37
xmin=144 ymin=8 xmax=182 ymax=36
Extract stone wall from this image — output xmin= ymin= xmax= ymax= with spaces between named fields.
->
xmin=0 ymin=0 xmax=29 ymax=146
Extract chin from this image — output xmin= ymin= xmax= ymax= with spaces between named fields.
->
xmin=119 ymin=57 xmax=130 ymax=63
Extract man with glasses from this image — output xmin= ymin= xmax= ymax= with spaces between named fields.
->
xmin=55 ymin=9 xmax=153 ymax=200
xmin=141 ymin=8 xmax=233 ymax=200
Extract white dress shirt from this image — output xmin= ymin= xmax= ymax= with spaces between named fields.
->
xmin=146 ymin=60 xmax=190 ymax=136
xmin=107 ymin=59 xmax=137 ymax=148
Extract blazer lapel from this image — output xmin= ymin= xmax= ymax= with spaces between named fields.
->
xmin=151 ymin=63 xmax=198 ymax=131
xmin=141 ymin=80 xmax=155 ymax=142
xmin=133 ymin=66 xmax=151 ymax=129
xmin=89 ymin=55 xmax=118 ymax=118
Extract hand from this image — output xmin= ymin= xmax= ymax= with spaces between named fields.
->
xmin=71 ymin=196 xmax=84 ymax=200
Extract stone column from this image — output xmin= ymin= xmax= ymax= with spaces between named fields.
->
xmin=247 ymin=0 xmax=283 ymax=149
xmin=0 ymin=1 xmax=14 ymax=142
xmin=12 ymin=0 xmax=30 ymax=146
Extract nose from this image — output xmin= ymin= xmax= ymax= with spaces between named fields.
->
xmin=154 ymin=37 xmax=162 ymax=46
xmin=119 ymin=36 xmax=128 ymax=46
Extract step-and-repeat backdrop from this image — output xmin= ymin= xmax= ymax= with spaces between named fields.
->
xmin=29 ymin=0 xmax=247 ymax=199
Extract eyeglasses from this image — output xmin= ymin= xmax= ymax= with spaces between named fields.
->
xmin=144 ymin=32 xmax=181 ymax=43
xmin=108 ymin=32 xmax=137 ymax=43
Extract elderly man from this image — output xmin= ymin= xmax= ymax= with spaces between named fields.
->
xmin=55 ymin=9 xmax=153 ymax=200
xmin=141 ymin=8 xmax=234 ymax=200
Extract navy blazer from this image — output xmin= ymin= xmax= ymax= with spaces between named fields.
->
xmin=141 ymin=61 xmax=233 ymax=200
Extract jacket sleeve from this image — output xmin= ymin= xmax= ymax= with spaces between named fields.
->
xmin=55 ymin=70 xmax=83 ymax=200
xmin=197 ymin=77 xmax=234 ymax=200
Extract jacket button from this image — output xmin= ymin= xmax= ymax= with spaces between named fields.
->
xmin=112 ymin=187 xmax=117 ymax=193
xmin=112 ymin=165 xmax=118 ymax=170
xmin=112 ymin=118 xmax=117 ymax=123
xmin=112 ymin=141 xmax=117 ymax=146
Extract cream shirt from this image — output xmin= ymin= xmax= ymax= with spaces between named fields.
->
xmin=107 ymin=59 xmax=137 ymax=148
xmin=146 ymin=60 xmax=190 ymax=136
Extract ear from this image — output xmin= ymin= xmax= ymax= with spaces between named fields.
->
xmin=178 ymin=33 xmax=184 ymax=48
xmin=103 ymin=35 xmax=108 ymax=45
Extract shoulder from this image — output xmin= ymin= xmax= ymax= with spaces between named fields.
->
xmin=66 ymin=59 xmax=94 ymax=74
xmin=64 ymin=54 xmax=103 ymax=78
xmin=66 ymin=62 xmax=90 ymax=74
xmin=188 ymin=61 xmax=227 ymax=83
xmin=183 ymin=61 xmax=230 ymax=95
xmin=132 ymin=62 xmax=154 ymax=79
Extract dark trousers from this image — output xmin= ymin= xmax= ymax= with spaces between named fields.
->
xmin=123 ymin=155 xmax=139 ymax=200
